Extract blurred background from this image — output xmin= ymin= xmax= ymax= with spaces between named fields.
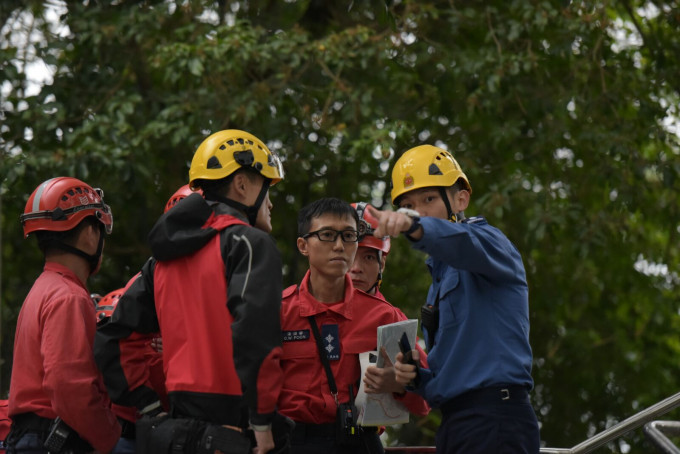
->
xmin=1 ymin=1 xmax=680 ymax=451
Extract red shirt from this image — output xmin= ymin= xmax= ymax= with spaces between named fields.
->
xmin=278 ymin=272 xmax=429 ymax=424
xmin=0 ymin=399 xmax=9 ymax=451
xmin=9 ymin=262 xmax=120 ymax=452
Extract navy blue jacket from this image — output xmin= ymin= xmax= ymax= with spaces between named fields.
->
xmin=409 ymin=216 xmax=534 ymax=408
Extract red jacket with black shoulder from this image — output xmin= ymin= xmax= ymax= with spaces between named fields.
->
xmin=95 ymin=194 xmax=284 ymax=426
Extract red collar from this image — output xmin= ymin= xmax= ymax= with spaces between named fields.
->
xmin=296 ymin=271 xmax=356 ymax=320
xmin=44 ymin=261 xmax=88 ymax=291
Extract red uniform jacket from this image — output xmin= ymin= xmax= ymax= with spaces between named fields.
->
xmin=99 ymin=273 xmax=168 ymax=424
xmin=279 ymin=272 xmax=429 ymax=424
xmin=107 ymin=327 xmax=167 ymax=423
xmin=95 ymin=194 xmax=284 ymax=426
xmin=9 ymin=262 xmax=120 ymax=452
xmin=0 ymin=400 xmax=9 ymax=451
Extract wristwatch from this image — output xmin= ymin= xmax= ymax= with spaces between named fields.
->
xmin=397 ymin=208 xmax=421 ymax=236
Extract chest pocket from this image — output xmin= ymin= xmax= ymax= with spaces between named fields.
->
xmin=281 ymin=337 xmax=318 ymax=391
xmin=436 ymin=270 xmax=468 ymax=328
xmin=337 ymin=337 xmax=366 ymax=388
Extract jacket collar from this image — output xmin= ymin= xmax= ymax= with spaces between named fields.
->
xmin=297 ymin=270 xmax=355 ymax=320
xmin=44 ymin=261 xmax=88 ymax=292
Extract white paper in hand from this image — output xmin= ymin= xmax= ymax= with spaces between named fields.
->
xmin=376 ymin=319 xmax=418 ymax=368
xmin=356 ymin=319 xmax=419 ymax=426
xmin=356 ymin=351 xmax=410 ymax=426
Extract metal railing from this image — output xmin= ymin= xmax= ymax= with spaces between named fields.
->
xmin=540 ymin=391 xmax=680 ymax=453
xmin=385 ymin=448 xmax=436 ymax=453
xmin=644 ymin=420 xmax=680 ymax=454
xmin=385 ymin=391 xmax=680 ymax=454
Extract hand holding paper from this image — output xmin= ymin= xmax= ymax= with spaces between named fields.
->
xmin=363 ymin=347 xmax=405 ymax=395
xmin=355 ymin=319 xmax=419 ymax=426
xmin=395 ymin=332 xmax=420 ymax=388
xmin=395 ymin=349 xmax=420 ymax=388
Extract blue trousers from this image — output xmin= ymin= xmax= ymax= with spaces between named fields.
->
xmin=7 ymin=433 xmax=47 ymax=453
xmin=436 ymin=400 xmax=540 ymax=454
xmin=112 ymin=437 xmax=136 ymax=454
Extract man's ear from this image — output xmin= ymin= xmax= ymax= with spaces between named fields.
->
xmin=297 ymin=237 xmax=309 ymax=256
xmin=380 ymin=254 xmax=387 ymax=272
xmin=453 ymin=189 xmax=470 ymax=212
xmin=78 ymin=223 xmax=101 ymax=254
xmin=226 ymin=173 xmax=249 ymax=201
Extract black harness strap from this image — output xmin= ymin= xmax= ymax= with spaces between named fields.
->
xmin=307 ymin=315 xmax=339 ymax=404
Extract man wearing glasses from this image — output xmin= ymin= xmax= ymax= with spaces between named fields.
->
xmin=277 ymin=198 xmax=427 ymax=454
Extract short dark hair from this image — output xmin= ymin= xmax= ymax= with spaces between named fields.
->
xmin=197 ymin=168 xmax=263 ymax=201
xmin=297 ymin=198 xmax=359 ymax=237
xmin=451 ymin=178 xmax=468 ymax=193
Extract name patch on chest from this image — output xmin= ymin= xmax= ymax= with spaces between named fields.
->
xmin=321 ymin=324 xmax=341 ymax=361
xmin=282 ymin=329 xmax=310 ymax=342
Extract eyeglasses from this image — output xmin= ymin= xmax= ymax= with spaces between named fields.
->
xmin=303 ymin=228 xmax=360 ymax=243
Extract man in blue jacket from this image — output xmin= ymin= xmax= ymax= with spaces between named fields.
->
xmin=368 ymin=145 xmax=540 ymax=454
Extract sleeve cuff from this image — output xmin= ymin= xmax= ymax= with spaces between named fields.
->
xmin=249 ymin=411 xmax=275 ymax=427
xmin=249 ymin=423 xmax=272 ymax=432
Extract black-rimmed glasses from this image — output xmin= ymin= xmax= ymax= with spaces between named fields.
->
xmin=303 ymin=228 xmax=360 ymax=243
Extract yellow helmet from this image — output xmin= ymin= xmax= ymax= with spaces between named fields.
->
xmin=189 ymin=129 xmax=284 ymax=189
xmin=390 ymin=145 xmax=471 ymax=204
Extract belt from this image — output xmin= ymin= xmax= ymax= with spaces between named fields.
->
xmin=11 ymin=412 xmax=53 ymax=433
xmin=440 ymin=385 xmax=530 ymax=414
xmin=11 ymin=412 xmax=93 ymax=452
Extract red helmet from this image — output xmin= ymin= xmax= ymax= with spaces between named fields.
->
xmin=96 ymin=288 xmax=124 ymax=321
xmin=352 ymin=202 xmax=390 ymax=255
xmin=164 ymin=184 xmax=203 ymax=213
xmin=20 ymin=177 xmax=113 ymax=238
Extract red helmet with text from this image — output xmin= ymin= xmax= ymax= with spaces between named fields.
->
xmin=351 ymin=202 xmax=390 ymax=255
xmin=20 ymin=177 xmax=113 ymax=238
xmin=164 ymin=184 xmax=203 ymax=213
xmin=96 ymin=288 xmax=124 ymax=322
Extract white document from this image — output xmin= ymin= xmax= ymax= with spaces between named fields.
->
xmin=375 ymin=319 xmax=418 ymax=368
xmin=355 ymin=319 xmax=419 ymax=426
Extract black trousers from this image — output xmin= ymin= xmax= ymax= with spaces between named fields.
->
xmin=436 ymin=386 xmax=540 ymax=454
xmin=291 ymin=422 xmax=384 ymax=454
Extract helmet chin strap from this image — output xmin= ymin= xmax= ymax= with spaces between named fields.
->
xmin=439 ymin=187 xmax=465 ymax=223
xmin=367 ymin=250 xmax=383 ymax=294
xmin=206 ymin=178 xmax=271 ymax=226
xmin=45 ymin=228 xmax=105 ymax=275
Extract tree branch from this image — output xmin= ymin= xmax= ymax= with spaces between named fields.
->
xmin=486 ymin=8 xmax=502 ymax=58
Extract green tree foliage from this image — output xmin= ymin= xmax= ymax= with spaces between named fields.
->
xmin=1 ymin=0 xmax=679 ymax=451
